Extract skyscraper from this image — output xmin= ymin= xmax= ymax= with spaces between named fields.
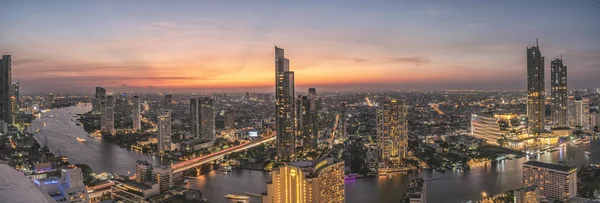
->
xmin=0 ymin=55 xmax=12 ymax=124
xmin=275 ymin=46 xmax=296 ymax=160
xmin=190 ymin=98 xmax=200 ymax=138
xmin=296 ymin=95 xmax=310 ymax=147
xmin=190 ymin=97 xmax=215 ymax=140
xmin=93 ymin=87 xmax=106 ymax=114
xmin=11 ymin=80 xmax=19 ymax=121
xmin=199 ymin=97 xmax=215 ymax=141
xmin=377 ymin=99 xmax=408 ymax=169
xmin=224 ymin=109 xmax=235 ymax=129
xmin=296 ymin=90 xmax=319 ymax=148
xmin=100 ymin=95 xmax=115 ymax=134
xmin=262 ymin=157 xmax=344 ymax=203
xmin=527 ymin=39 xmax=545 ymax=134
xmin=132 ymin=95 xmax=141 ymax=131
xmin=551 ymin=57 xmax=568 ymax=128
xmin=158 ymin=110 xmax=172 ymax=153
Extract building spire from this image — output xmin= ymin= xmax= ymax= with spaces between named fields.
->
xmin=536 ymin=38 xmax=539 ymax=47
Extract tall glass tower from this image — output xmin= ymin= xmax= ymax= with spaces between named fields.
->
xmin=551 ymin=57 xmax=567 ymax=127
xmin=275 ymin=46 xmax=295 ymax=160
xmin=527 ymin=39 xmax=545 ymax=134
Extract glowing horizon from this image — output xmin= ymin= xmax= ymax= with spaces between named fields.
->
xmin=1 ymin=1 xmax=599 ymax=93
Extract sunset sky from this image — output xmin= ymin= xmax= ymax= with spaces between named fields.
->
xmin=1 ymin=0 xmax=599 ymax=93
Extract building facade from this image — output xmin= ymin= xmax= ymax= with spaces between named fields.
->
xmin=275 ymin=46 xmax=296 ymax=160
xmin=0 ymin=55 xmax=12 ymax=124
xmin=93 ymin=87 xmax=106 ymax=114
xmin=471 ymin=113 xmax=502 ymax=145
xmin=224 ymin=109 xmax=235 ymax=129
xmin=11 ymin=80 xmax=19 ymax=119
xmin=526 ymin=40 xmax=545 ymax=134
xmin=35 ymin=167 xmax=90 ymax=203
xmin=133 ymin=95 xmax=141 ymax=131
xmin=190 ymin=97 xmax=215 ymax=140
xmin=550 ymin=58 xmax=568 ymax=127
xmin=262 ymin=157 xmax=344 ymax=203
xmin=377 ymin=99 xmax=408 ymax=168
xmin=158 ymin=110 xmax=172 ymax=153
xmin=135 ymin=160 xmax=153 ymax=183
xmin=522 ymin=161 xmax=576 ymax=201
xmin=101 ymin=95 xmax=115 ymax=134
xmin=152 ymin=165 xmax=173 ymax=193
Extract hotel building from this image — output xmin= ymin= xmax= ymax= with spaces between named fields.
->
xmin=262 ymin=157 xmax=344 ymax=203
xmin=522 ymin=161 xmax=576 ymax=201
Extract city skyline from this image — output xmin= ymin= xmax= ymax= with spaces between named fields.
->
xmin=1 ymin=1 xmax=599 ymax=93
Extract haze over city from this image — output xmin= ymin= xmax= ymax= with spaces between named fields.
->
xmin=1 ymin=0 xmax=599 ymax=93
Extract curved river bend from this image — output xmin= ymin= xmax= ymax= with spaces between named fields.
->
xmin=35 ymin=105 xmax=600 ymax=203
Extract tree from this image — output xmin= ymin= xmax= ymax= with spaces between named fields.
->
xmin=75 ymin=164 xmax=93 ymax=185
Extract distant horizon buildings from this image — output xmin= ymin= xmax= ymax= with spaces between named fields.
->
xmin=0 ymin=55 xmax=12 ymax=125
xmin=157 ymin=109 xmax=172 ymax=153
xmin=526 ymin=39 xmax=545 ymax=135
xmin=132 ymin=95 xmax=141 ymax=131
xmin=275 ymin=46 xmax=296 ymax=160
xmin=377 ymin=99 xmax=408 ymax=169
xmin=550 ymin=57 xmax=568 ymax=128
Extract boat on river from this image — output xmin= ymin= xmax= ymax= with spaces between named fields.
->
xmin=76 ymin=137 xmax=86 ymax=142
xmin=224 ymin=194 xmax=250 ymax=200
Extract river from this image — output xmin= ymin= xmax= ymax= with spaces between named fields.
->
xmin=32 ymin=104 xmax=163 ymax=175
xmin=34 ymin=106 xmax=600 ymax=203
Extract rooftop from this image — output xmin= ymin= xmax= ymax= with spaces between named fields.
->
xmin=0 ymin=162 xmax=55 ymax=203
xmin=523 ymin=161 xmax=576 ymax=173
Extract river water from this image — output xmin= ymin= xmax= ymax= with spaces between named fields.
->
xmin=34 ymin=106 xmax=600 ymax=203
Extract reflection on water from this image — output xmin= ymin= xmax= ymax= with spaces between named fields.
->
xmin=36 ymin=105 xmax=600 ymax=203
xmin=32 ymin=105 xmax=164 ymax=175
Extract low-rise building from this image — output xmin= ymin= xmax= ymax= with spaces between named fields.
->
xmin=111 ymin=180 xmax=160 ymax=203
xmin=514 ymin=185 xmax=541 ymax=203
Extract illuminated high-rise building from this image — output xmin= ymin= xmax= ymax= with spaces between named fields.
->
xmin=275 ymin=46 xmax=296 ymax=160
xmin=574 ymin=97 xmax=590 ymax=128
xmin=132 ymin=95 xmax=141 ymax=131
xmin=100 ymin=95 xmax=115 ymax=134
xmin=10 ymin=80 xmax=19 ymax=120
xmin=0 ymin=55 xmax=12 ymax=124
xmin=157 ymin=110 xmax=172 ymax=152
xmin=527 ymin=39 xmax=545 ymax=134
xmin=550 ymin=57 xmax=568 ymax=127
xmin=296 ymin=90 xmax=319 ymax=148
xmin=190 ymin=97 xmax=215 ymax=140
xmin=377 ymin=99 xmax=408 ymax=168
xmin=262 ymin=157 xmax=344 ymax=203
xmin=93 ymin=87 xmax=106 ymax=114
xmin=522 ymin=161 xmax=576 ymax=201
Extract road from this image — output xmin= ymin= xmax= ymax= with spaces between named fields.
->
xmin=172 ymin=135 xmax=276 ymax=173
